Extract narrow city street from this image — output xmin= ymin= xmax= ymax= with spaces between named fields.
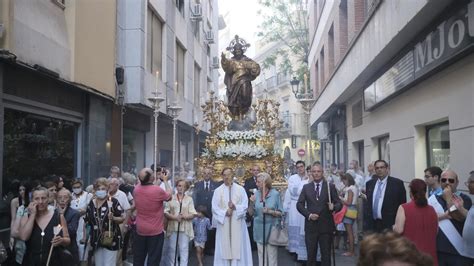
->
xmin=187 ymin=246 xmax=358 ymax=266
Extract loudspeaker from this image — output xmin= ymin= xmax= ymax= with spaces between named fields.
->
xmin=116 ymin=66 xmax=124 ymax=85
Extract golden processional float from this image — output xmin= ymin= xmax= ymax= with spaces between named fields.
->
xmin=195 ymin=91 xmax=287 ymax=188
xmin=194 ymin=35 xmax=287 ymax=189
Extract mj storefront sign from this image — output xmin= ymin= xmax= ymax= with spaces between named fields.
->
xmin=364 ymin=1 xmax=474 ymax=110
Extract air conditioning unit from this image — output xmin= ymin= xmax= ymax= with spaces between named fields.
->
xmin=190 ymin=4 xmax=202 ymax=21
xmin=317 ymin=122 xmax=329 ymax=140
xmin=205 ymin=30 xmax=214 ymax=44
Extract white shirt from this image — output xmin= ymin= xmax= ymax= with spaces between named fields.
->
xmin=463 ymin=206 xmax=474 ymax=258
xmin=344 ymin=185 xmax=359 ymax=205
xmin=111 ymin=190 xmax=131 ymax=211
xmin=372 ymin=176 xmax=388 ymax=219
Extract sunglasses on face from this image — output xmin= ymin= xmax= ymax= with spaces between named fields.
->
xmin=440 ymin=178 xmax=455 ymax=184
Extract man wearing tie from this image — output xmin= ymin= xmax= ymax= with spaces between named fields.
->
xmin=366 ymin=159 xmax=406 ymax=232
xmin=193 ymin=166 xmax=221 ymax=255
xmin=297 ymin=163 xmax=342 ymax=266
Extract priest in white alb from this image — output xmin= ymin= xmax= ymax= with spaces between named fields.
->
xmin=212 ymin=167 xmax=253 ymax=266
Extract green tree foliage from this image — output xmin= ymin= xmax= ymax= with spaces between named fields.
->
xmin=257 ymin=0 xmax=309 ymax=80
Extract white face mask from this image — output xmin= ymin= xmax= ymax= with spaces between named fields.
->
xmin=73 ymin=188 xmax=82 ymax=195
xmin=95 ymin=190 xmax=107 ymax=199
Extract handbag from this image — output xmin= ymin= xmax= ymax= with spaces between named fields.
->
xmin=344 ymin=206 xmax=358 ymax=219
xmin=100 ymin=231 xmax=115 ymax=247
xmin=333 ymin=205 xmax=347 ymax=224
xmin=268 ymin=216 xmax=288 ymax=246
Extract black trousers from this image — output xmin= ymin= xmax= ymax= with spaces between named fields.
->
xmin=305 ymin=231 xmax=331 ymax=266
xmin=133 ymin=232 xmax=164 ymax=266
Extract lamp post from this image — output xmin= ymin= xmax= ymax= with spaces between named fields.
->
xmin=290 ymin=76 xmax=316 ymax=165
xmin=168 ymin=103 xmax=182 ymax=186
xmin=148 ymin=89 xmax=165 ymax=178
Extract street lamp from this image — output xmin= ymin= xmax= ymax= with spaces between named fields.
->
xmin=148 ymin=89 xmax=165 ymax=179
xmin=290 ymin=76 xmax=300 ymax=98
xmin=168 ymin=102 xmax=182 ymax=186
xmin=290 ymin=76 xmax=316 ymax=164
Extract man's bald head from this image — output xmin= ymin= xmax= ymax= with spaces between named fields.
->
xmin=138 ymin=168 xmax=154 ymax=184
xmin=440 ymin=169 xmax=459 ymax=190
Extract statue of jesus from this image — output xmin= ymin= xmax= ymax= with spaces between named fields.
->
xmin=221 ymin=35 xmax=261 ymax=120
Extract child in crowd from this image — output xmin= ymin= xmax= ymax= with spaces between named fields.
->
xmin=192 ymin=205 xmax=211 ymax=266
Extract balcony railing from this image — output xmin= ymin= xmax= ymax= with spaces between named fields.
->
xmin=266 ymin=76 xmax=277 ymax=89
xmin=277 ymin=72 xmax=290 ymax=85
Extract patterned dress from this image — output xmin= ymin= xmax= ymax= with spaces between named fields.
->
xmin=84 ymin=197 xmax=123 ymax=251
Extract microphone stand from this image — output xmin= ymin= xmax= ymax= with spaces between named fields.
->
xmin=174 ymin=194 xmax=183 ymax=266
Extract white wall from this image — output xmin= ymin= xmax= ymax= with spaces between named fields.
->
xmin=12 ymin=0 xmax=71 ymax=79
xmin=346 ymin=54 xmax=474 ymax=183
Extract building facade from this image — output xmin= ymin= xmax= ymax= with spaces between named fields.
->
xmin=117 ymin=0 xmax=220 ymax=175
xmin=0 ymin=0 xmax=120 ymax=192
xmin=253 ymin=40 xmax=315 ymax=165
xmin=308 ymin=0 xmax=474 ymax=182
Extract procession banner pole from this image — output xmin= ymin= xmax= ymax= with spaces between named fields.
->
xmin=262 ymin=182 xmax=266 ymax=266
xmin=228 ymin=183 xmax=232 ymax=264
xmin=174 ymin=196 xmax=183 ymax=266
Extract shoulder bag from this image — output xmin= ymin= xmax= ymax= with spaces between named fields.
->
xmin=268 ymin=214 xmax=288 ymax=246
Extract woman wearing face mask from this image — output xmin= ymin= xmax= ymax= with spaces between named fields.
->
xmin=84 ymin=178 xmax=124 ymax=266
xmin=70 ymin=179 xmax=92 ymax=264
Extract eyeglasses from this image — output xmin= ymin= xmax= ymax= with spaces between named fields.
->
xmin=440 ymin=178 xmax=455 ymax=184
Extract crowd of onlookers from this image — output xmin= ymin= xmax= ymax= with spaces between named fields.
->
xmin=0 ymin=159 xmax=472 ymax=266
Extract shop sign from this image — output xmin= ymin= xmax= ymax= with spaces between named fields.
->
xmin=365 ymin=2 xmax=474 ymax=110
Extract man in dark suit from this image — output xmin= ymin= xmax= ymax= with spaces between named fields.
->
xmin=366 ymin=159 xmax=406 ymax=233
xmin=297 ymin=163 xmax=342 ymax=266
xmin=193 ymin=166 xmax=220 ymax=255
xmin=243 ymin=164 xmax=260 ymax=250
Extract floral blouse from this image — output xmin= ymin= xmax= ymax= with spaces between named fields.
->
xmin=85 ymin=197 xmax=123 ymax=251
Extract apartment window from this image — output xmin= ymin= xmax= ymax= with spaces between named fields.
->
xmin=328 ymin=24 xmax=335 ymax=72
xmin=176 ymin=43 xmax=185 ymax=98
xmin=354 ymin=141 xmax=365 ymax=170
xmin=314 ymin=61 xmax=320 ymax=95
xmin=176 ymin=0 xmax=184 ymax=14
xmin=352 ymin=100 xmax=363 ymax=127
xmin=354 ymin=0 xmax=366 ymax=33
xmin=339 ymin=0 xmax=348 ymax=55
xmin=426 ymin=122 xmax=450 ymax=169
xmin=320 ymin=47 xmax=325 ymax=87
xmin=147 ymin=8 xmax=163 ymax=76
xmin=378 ymin=135 xmax=390 ymax=163
xmin=194 ymin=63 xmax=201 ymax=106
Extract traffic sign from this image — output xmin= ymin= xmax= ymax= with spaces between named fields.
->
xmin=297 ymin=149 xmax=306 ymax=157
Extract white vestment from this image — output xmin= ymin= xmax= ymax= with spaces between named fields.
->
xmin=283 ymin=174 xmax=308 ymax=254
xmin=212 ymin=183 xmax=253 ymax=266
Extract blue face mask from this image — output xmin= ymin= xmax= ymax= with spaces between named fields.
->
xmin=95 ymin=190 xmax=107 ymax=199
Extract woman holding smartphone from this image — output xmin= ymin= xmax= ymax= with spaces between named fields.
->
xmin=19 ymin=187 xmax=70 ymax=266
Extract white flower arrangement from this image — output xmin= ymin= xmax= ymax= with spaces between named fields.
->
xmin=214 ymin=142 xmax=268 ymax=158
xmin=216 ymin=130 xmax=266 ymax=141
